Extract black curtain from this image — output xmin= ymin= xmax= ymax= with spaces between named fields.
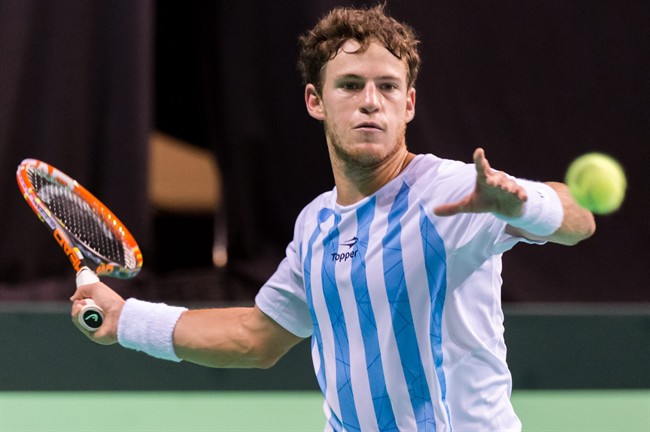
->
xmin=1 ymin=0 xmax=648 ymax=303
xmin=0 ymin=0 xmax=152 ymax=299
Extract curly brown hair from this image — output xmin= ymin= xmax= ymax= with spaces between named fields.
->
xmin=298 ymin=3 xmax=421 ymax=95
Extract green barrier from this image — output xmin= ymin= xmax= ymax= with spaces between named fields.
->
xmin=1 ymin=303 xmax=648 ymax=390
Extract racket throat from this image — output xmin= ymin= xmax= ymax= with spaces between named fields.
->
xmin=53 ymin=228 xmax=84 ymax=273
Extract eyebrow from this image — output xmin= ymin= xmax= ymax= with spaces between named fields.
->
xmin=334 ymin=74 xmax=402 ymax=82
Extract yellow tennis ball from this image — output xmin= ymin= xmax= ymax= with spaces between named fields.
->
xmin=565 ymin=153 xmax=626 ymax=215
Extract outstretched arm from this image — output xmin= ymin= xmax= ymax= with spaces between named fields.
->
xmin=434 ymin=148 xmax=595 ymax=245
xmin=71 ymin=282 xmax=304 ymax=369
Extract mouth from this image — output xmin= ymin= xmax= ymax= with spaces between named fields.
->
xmin=354 ymin=122 xmax=384 ymax=131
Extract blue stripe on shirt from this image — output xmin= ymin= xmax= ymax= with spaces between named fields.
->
xmin=420 ymin=205 xmax=452 ymax=428
xmin=321 ymin=211 xmax=360 ymax=431
xmin=305 ymin=209 xmax=331 ymax=401
xmin=383 ymin=182 xmax=436 ymax=431
xmin=351 ymin=198 xmax=398 ymax=431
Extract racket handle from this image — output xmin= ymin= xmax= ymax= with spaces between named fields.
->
xmin=76 ymin=267 xmax=100 ymax=286
xmin=75 ymin=267 xmax=103 ymax=331
xmin=78 ymin=299 xmax=105 ymax=332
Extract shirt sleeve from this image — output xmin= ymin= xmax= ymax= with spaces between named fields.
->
xmin=255 ymin=242 xmax=313 ymax=338
xmin=491 ymin=218 xmax=547 ymax=255
xmin=424 ymin=157 xmax=546 ymax=256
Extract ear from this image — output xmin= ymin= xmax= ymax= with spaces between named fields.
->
xmin=405 ymin=87 xmax=416 ymax=123
xmin=305 ymin=84 xmax=325 ymax=121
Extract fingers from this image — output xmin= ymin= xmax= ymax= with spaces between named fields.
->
xmin=70 ymin=297 xmax=118 ymax=345
xmin=433 ymin=204 xmax=456 ymax=217
xmin=70 ymin=282 xmax=99 ymax=302
xmin=474 ymin=148 xmax=507 ymax=191
xmin=433 ymin=205 xmax=461 ymax=217
xmin=473 ymin=147 xmax=485 ymax=166
xmin=70 ymin=297 xmax=97 ymax=337
xmin=434 ymin=197 xmax=470 ymax=217
xmin=71 ymin=283 xmax=96 ymax=336
xmin=436 ymin=148 xmax=528 ymax=218
xmin=69 ymin=281 xmax=124 ymax=345
xmin=473 ymin=147 xmax=526 ymax=199
xmin=473 ymin=148 xmax=489 ymax=177
xmin=70 ymin=286 xmax=89 ymax=302
xmin=503 ymin=177 xmax=528 ymax=201
xmin=70 ymin=298 xmax=93 ymax=324
xmin=434 ymin=148 xmax=486 ymax=217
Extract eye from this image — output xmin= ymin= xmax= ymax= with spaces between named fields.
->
xmin=340 ymin=81 xmax=362 ymax=91
xmin=379 ymin=82 xmax=399 ymax=91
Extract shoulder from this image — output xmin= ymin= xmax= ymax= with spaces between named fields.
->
xmin=292 ymin=189 xmax=335 ymax=235
xmin=407 ymin=154 xmax=473 ymax=181
xmin=407 ymin=154 xmax=476 ymax=200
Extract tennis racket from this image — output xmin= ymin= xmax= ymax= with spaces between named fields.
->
xmin=16 ymin=158 xmax=143 ymax=331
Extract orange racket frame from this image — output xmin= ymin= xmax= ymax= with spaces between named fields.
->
xmin=16 ymin=158 xmax=143 ymax=278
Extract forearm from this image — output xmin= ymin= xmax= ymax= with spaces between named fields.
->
xmin=174 ymin=307 xmax=274 ymax=369
xmin=543 ymin=181 xmax=596 ymax=245
xmin=507 ymin=181 xmax=596 ymax=246
xmin=173 ymin=305 xmax=303 ymax=369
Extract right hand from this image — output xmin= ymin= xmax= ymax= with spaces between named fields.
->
xmin=434 ymin=148 xmax=527 ymax=218
xmin=70 ymin=281 xmax=125 ymax=345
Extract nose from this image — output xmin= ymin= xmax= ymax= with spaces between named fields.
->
xmin=360 ymin=82 xmax=380 ymax=114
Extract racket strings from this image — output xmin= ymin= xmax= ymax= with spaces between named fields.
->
xmin=29 ymin=169 xmax=126 ymax=266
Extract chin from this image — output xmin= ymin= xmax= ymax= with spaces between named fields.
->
xmin=326 ymin=123 xmax=407 ymax=168
xmin=335 ymin=142 xmax=403 ymax=167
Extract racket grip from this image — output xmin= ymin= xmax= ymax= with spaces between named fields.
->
xmin=78 ymin=299 xmax=105 ymax=332
xmin=76 ymin=267 xmax=100 ymax=287
xmin=75 ymin=267 xmax=103 ymax=331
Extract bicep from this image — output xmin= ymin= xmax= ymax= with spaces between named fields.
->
xmin=173 ymin=305 xmax=304 ymax=369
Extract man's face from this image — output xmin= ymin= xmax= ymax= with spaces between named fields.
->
xmin=306 ymin=39 xmax=416 ymax=168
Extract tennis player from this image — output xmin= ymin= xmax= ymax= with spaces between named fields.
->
xmin=71 ymin=5 xmax=595 ymax=431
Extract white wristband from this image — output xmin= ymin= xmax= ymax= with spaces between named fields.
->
xmin=117 ymin=298 xmax=187 ymax=362
xmin=495 ymin=179 xmax=564 ymax=237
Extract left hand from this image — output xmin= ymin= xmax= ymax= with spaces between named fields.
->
xmin=434 ymin=148 xmax=527 ymax=218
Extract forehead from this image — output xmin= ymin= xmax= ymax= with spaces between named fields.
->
xmin=324 ymin=39 xmax=408 ymax=82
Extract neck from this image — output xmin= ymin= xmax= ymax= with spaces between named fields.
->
xmin=331 ymin=148 xmax=415 ymax=206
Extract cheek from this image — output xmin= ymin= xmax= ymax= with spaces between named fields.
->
xmin=389 ymin=106 xmax=409 ymax=128
xmin=323 ymin=112 xmax=343 ymax=139
xmin=323 ymin=105 xmax=349 ymax=130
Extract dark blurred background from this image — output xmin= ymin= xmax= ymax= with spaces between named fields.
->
xmin=1 ymin=0 xmax=649 ymax=305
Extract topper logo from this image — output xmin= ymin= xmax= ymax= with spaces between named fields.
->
xmin=332 ymin=237 xmax=360 ymax=262
xmin=340 ymin=237 xmax=358 ymax=248
xmin=331 ymin=250 xmax=359 ymax=262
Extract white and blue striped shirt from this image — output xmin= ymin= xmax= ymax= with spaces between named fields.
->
xmin=257 ymin=154 xmax=536 ymax=431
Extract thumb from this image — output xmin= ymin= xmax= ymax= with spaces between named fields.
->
xmin=434 ymin=203 xmax=460 ymax=217
xmin=70 ymin=285 xmax=92 ymax=302
xmin=434 ymin=196 xmax=472 ymax=217
xmin=71 ymin=267 xmax=101 ymax=301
